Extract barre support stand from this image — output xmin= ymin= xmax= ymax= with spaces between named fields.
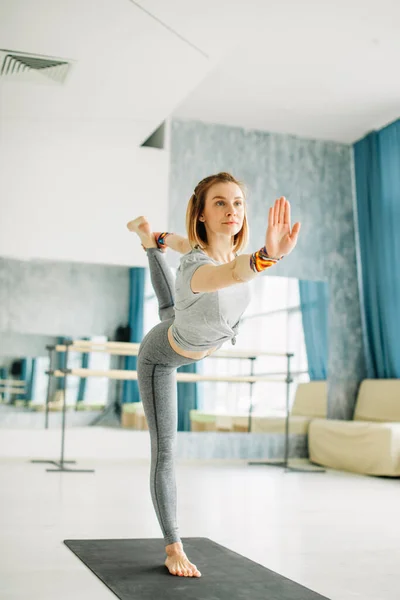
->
xmin=31 ymin=342 xmax=95 ymax=473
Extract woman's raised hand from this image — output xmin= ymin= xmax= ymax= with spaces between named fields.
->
xmin=265 ymin=197 xmax=301 ymax=258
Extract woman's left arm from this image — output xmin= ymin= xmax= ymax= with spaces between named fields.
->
xmin=154 ymin=232 xmax=192 ymax=254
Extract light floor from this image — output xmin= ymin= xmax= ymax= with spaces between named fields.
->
xmin=0 ymin=454 xmax=399 ymax=600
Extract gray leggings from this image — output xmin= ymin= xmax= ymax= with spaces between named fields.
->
xmin=137 ymin=248 xmax=201 ymax=546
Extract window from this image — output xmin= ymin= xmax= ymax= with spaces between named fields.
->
xmin=199 ymin=275 xmax=309 ymax=414
xmin=143 ymin=266 xmax=173 ymax=334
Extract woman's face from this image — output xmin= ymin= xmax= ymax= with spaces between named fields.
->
xmin=200 ymin=181 xmax=245 ymax=238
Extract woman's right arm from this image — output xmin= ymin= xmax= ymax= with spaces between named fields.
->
xmin=191 ymin=198 xmax=301 ymax=293
xmin=190 ymin=255 xmax=262 ymax=293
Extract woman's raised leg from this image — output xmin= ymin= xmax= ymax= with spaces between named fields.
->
xmin=145 ymin=248 xmax=175 ymax=322
xmin=127 ymin=216 xmax=175 ymax=321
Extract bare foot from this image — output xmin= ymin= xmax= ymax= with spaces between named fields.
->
xmin=164 ymin=551 xmax=201 ymax=577
xmin=126 ymin=216 xmax=162 ymax=251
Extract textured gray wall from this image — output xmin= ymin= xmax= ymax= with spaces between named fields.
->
xmin=0 ymin=333 xmax=57 ymax=360
xmin=0 ymin=257 xmax=130 ymax=342
xmin=168 ymin=119 xmax=367 ymax=420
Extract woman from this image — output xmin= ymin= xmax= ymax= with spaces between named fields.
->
xmin=127 ymin=172 xmax=301 ymax=578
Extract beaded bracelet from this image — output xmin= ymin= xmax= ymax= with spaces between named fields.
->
xmin=156 ymin=232 xmax=171 ymax=248
xmin=249 ymin=246 xmax=284 ymax=272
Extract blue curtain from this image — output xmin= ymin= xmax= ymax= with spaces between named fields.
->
xmin=27 ymin=359 xmax=37 ymax=401
xmin=122 ymin=267 xmax=145 ymax=403
xmin=20 ymin=358 xmax=35 ymax=402
xmin=0 ymin=367 xmax=7 ymax=403
xmin=177 ymin=362 xmax=199 ymax=431
xmin=56 ymin=336 xmax=71 ymax=389
xmin=77 ymin=338 xmax=90 ymax=403
xmin=353 ymin=119 xmax=400 ymax=378
xmin=298 ymin=280 xmax=329 ymax=380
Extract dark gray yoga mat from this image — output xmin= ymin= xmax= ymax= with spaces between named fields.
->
xmin=64 ymin=537 xmax=331 ymax=600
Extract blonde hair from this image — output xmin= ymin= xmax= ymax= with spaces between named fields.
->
xmin=185 ymin=172 xmax=249 ymax=254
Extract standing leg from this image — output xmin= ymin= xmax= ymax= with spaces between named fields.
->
xmin=145 ymin=247 xmax=175 ymax=322
xmin=137 ymin=319 xmax=201 ymax=577
xmin=138 ymin=354 xmax=180 ymax=544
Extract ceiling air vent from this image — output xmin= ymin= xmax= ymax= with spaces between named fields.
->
xmin=0 ymin=49 xmax=73 ymax=84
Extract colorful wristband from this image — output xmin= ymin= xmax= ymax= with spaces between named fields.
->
xmin=249 ymin=246 xmax=283 ymax=272
xmin=156 ymin=232 xmax=171 ymax=248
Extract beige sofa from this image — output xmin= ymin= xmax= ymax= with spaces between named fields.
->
xmin=309 ymin=379 xmax=400 ymax=476
xmin=190 ymin=381 xmax=327 ymax=433
xmin=121 ymin=401 xmax=148 ymax=430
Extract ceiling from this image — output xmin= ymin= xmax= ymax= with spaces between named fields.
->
xmin=0 ymin=0 xmax=399 ymax=146
xmin=173 ymin=0 xmax=400 ymax=143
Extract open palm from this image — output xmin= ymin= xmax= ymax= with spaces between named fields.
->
xmin=265 ymin=197 xmax=301 ymax=258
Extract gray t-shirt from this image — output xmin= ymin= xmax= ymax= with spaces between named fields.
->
xmin=171 ymin=246 xmax=251 ymax=352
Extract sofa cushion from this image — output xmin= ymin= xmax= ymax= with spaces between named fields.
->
xmin=353 ymin=379 xmax=400 ymax=422
xmin=290 ymin=381 xmax=327 ymax=418
xmin=250 ymin=415 xmax=311 ymax=435
xmin=308 ymin=418 xmax=400 ymax=476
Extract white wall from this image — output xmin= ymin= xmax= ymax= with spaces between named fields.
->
xmin=0 ymin=117 xmax=169 ymax=267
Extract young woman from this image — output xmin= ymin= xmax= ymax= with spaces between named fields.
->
xmin=127 ymin=172 xmax=301 ymax=578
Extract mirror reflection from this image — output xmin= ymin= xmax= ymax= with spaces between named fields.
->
xmin=0 ymin=274 xmax=328 ymax=433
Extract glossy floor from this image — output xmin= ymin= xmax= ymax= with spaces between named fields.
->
xmin=0 ymin=455 xmax=398 ymax=600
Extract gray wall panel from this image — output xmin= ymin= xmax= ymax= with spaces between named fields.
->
xmin=168 ymin=119 xmax=367 ymax=419
xmin=0 ymin=257 xmax=130 ymax=341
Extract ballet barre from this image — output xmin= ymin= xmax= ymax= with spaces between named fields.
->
xmin=53 ymin=342 xmax=292 ymax=441
xmin=0 ymin=379 xmax=26 ymax=386
xmin=0 ymin=379 xmax=27 ymax=403
xmin=0 ymin=386 xmax=26 ymax=394
xmin=51 ymin=368 xmax=287 ymax=384
xmin=52 ymin=341 xmax=293 ymax=439
xmin=32 ymin=339 xmax=323 ymax=475
xmin=54 ymin=342 xmax=289 ymax=359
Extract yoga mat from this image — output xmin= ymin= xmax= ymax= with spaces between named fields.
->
xmin=64 ymin=537 xmax=331 ymax=600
